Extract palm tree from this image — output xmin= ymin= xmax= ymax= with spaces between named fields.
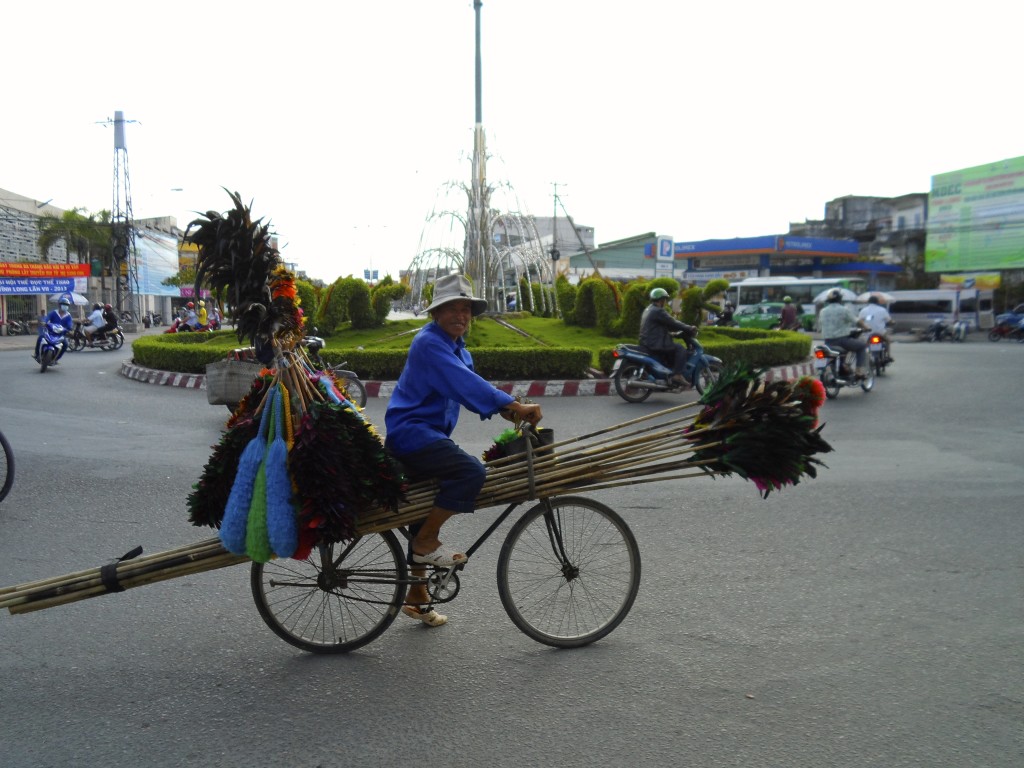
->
xmin=37 ymin=209 xmax=112 ymax=270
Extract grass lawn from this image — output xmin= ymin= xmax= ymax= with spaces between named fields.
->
xmin=330 ymin=314 xmax=638 ymax=367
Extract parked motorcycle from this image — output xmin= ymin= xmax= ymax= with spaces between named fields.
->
xmin=611 ymin=337 xmax=723 ymax=403
xmin=37 ymin=322 xmax=69 ymax=372
xmin=987 ymin=315 xmax=1024 ymax=342
xmin=4 ymin=315 xmax=32 ymax=336
xmin=144 ymin=310 xmax=164 ymax=327
xmin=67 ymin=321 xmax=124 ymax=352
xmin=813 ymin=332 xmax=875 ymax=399
xmin=921 ymin=319 xmax=967 ymax=342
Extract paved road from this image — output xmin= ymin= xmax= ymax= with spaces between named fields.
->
xmin=0 ymin=337 xmax=1021 ymax=767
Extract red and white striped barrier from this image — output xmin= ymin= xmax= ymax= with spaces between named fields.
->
xmin=122 ymin=360 xmax=816 ymax=397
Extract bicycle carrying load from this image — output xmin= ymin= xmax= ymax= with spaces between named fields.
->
xmin=0 ymin=192 xmax=836 ymax=617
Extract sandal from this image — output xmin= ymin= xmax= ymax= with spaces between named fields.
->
xmin=411 ymin=545 xmax=467 ymax=568
xmin=401 ymin=605 xmax=448 ymax=627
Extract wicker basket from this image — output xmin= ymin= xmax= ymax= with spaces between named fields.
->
xmin=205 ymin=359 xmax=262 ymax=405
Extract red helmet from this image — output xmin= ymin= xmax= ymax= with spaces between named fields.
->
xmin=104 ymin=303 xmax=112 ymax=310
xmin=187 ymin=301 xmax=195 ymax=309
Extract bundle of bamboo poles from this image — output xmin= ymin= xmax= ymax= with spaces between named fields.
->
xmin=357 ymin=399 xmax=720 ymax=533
xmin=0 ymin=399 xmax=718 ymax=616
xmin=0 ymin=539 xmax=248 ymax=616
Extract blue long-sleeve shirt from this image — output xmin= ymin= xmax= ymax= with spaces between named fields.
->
xmin=384 ymin=321 xmax=515 ymax=455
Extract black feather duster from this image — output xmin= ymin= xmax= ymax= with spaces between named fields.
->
xmin=684 ymin=365 xmax=833 ymax=497
xmin=182 ymin=189 xmax=285 ymax=349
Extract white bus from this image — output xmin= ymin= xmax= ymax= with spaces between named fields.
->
xmin=726 ymin=277 xmax=868 ymax=309
xmin=887 ymin=289 xmax=995 ymax=332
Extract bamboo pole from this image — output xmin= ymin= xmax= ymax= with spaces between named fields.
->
xmin=1 ymin=398 xmax=762 ymax=615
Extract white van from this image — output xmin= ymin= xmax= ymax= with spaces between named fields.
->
xmin=887 ymin=289 xmax=995 ymax=332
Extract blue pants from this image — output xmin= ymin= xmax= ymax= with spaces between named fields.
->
xmin=392 ymin=438 xmax=486 ymax=556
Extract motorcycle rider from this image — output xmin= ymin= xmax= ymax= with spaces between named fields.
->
xmin=197 ymin=300 xmax=209 ymax=329
xmin=779 ymin=296 xmax=802 ymax=331
xmin=639 ymin=287 xmax=698 ymax=387
xmin=820 ymin=289 xmax=869 ymax=380
xmin=857 ymin=296 xmax=894 ymax=363
xmin=34 ymin=298 xmax=74 ymax=363
xmin=182 ymin=301 xmax=201 ymax=331
xmin=83 ymin=303 xmax=105 ymax=342
xmin=96 ymin=303 xmax=119 ymax=341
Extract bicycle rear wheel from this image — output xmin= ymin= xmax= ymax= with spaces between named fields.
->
xmin=497 ymin=495 xmax=641 ymax=648
xmin=250 ymin=530 xmax=407 ymax=653
xmin=0 ymin=430 xmax=14 ymax=503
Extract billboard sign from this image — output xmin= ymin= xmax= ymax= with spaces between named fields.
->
xmin=926 ymin=155 xmax=1024 ymax=271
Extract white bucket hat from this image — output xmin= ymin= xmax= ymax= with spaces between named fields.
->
xmin=426 ymin=274 xmax=488 ymax=316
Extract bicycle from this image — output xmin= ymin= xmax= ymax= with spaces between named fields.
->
xmin=0 ymin=429 xmax=14 ymax=503
xmin=250 ymin=493 xmax=641 ymax=653
xmin=302 ymin=331 xmax=367 ymax=408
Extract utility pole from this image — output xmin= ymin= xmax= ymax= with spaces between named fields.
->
xmin=553 ymin=185 xmax=600 ymax=276
xmin=108 ymin=111 xmax=141 ymax=323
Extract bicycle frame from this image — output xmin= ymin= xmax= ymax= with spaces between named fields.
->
xmin=399 ymin=497 xmax=571 ymax=602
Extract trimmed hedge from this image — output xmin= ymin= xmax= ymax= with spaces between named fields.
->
xmin=595 ymin=327 xmax=811 ymax=375
xmin=132 ymin=326 xmax=810 ymax=381
xmin=131 ymin=333 xmax=594 ymax=380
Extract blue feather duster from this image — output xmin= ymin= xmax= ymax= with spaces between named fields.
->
xmin=265 ymin=389 xmax=298 ymax=558
xmin=219 ymin=385 xmax=275 ymax=555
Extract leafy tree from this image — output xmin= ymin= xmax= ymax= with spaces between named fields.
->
xmin=555 ymin=275 xmax=577 ymax=324
xmin=369 ymin=276 xmax=409 ymax=326
xmin=573 ymin=277 xmax=620 ymax=334
xmin=161 ymin=265 xmax=197 ymax=288
xmin=613 ymin=280 xmax=651 ymax=337
xmin=294 ymin=278 xmax=318 ymax=328
xmin=37 ymin=208 xmax=111 ymax=268
xmin=315 ymin=276 xmax=361 ymax=336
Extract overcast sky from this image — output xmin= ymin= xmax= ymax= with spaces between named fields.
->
xmin=3 ymin=0 xmax=1020 ymax=283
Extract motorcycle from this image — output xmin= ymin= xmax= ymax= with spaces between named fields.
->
xmin=813 ymin=331 xmax=874 ymax=399
xmin=67 ymin=321 xmax=124 ymax=352
xmin=867 ymin=332 xmax=891 ymax=376
xmin=37 ymin=322 xmax=69 ymax=372
xmin=144 ymin=311 xmax=164 ymax=327
xmin=987 ymin=315 xmax=1024 ymax=342
xmin=921 ymin=319 xmax=967 ymax=342
xmin=611 ymin=336 xmax=723 ymax=403
xmin=4 ymin=315 xmax=32 ymax=336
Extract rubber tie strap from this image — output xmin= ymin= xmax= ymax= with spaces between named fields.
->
xmin=100 ymin=545 xmax=143 ymax=594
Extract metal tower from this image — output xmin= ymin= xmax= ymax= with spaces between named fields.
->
xmin=111 ymin=110 xmax=141 ymax=321
xmin=464 ymin=0 xmax=490 ymax=295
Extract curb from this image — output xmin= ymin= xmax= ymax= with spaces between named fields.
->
xmin=119 ymin=360 xmax=817 ymax=397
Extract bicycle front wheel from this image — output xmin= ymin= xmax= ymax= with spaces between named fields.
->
xmin=497 ymin=496 xmax=641 ymax=648
xmin=251 ymin=530 xmax=407 ymax=654
xmin=0 ymin=430 xmax=14 ymax=503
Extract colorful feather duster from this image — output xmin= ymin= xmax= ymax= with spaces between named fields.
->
xmin=185 ymin=190 xmax=406 ymax=558
xmin=684 ymin=366 xmax=832 ymax=497
xmin=219 ymin=387 xmax=276 ymax=555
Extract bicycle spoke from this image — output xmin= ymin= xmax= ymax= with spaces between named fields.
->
xmin=251 ymin=531 xmax=405 ymax=653
xmin=498 ymin=496 xmax=640 ymax=648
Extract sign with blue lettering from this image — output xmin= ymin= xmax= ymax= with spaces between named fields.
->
xmin=656 ymin=235 xmax=674 ymax=262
